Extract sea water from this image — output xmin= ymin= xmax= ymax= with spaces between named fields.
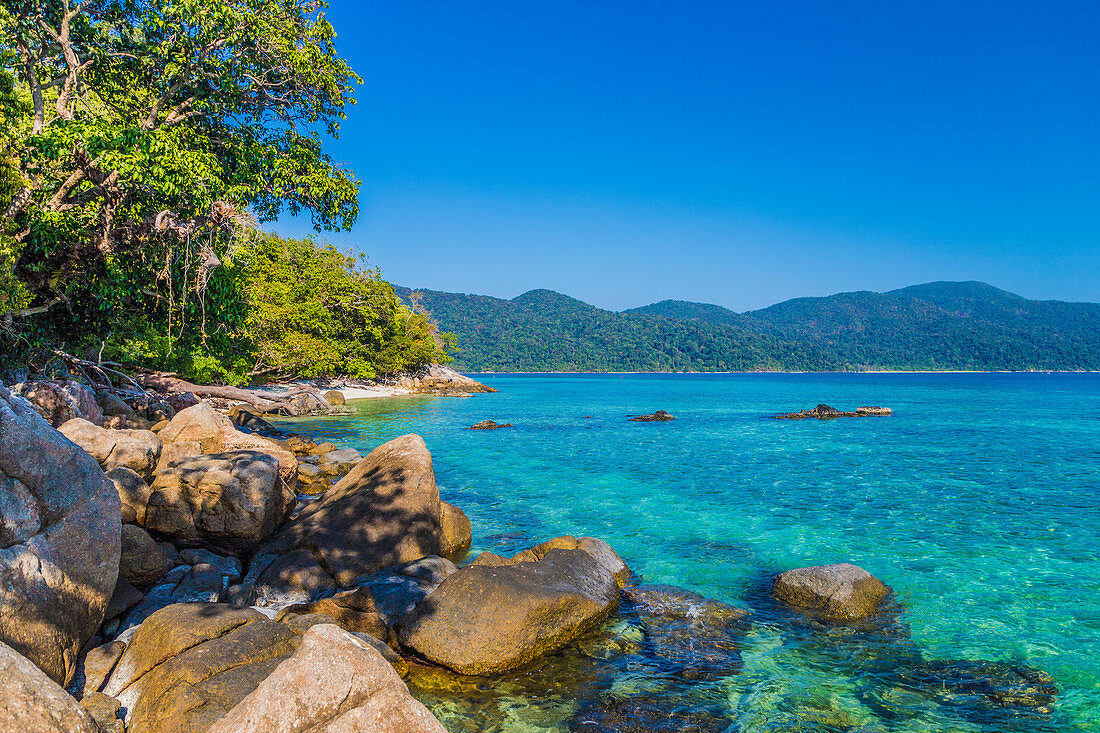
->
xmin=280 ymin=373 xmax=1100 ymax=731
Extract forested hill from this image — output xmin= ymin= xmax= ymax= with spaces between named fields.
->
xmin=399 ymin=282 xmax=1100 ymax=372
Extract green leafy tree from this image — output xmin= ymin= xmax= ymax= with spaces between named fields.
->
xmin=0 ymin=0 xmax=360 ymax=367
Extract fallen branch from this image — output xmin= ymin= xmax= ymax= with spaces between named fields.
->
xmin=137 ymin=372 xmax=323 ymax=414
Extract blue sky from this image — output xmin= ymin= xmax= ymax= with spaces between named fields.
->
xmin=273 ymin=1 xmax=1100 ymax=311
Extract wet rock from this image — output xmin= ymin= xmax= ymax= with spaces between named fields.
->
xmin=119 ymin=524 xmax=168 ymax=587
xmin=59 ymin=418 xmax=162 ymax=480
xmin=899 ymin=659 xmax=1058 ymax=715
xmin=179 ymin=548 xmax=242 ymax=582
xmin=172 ymin=563 xmax=229 ymax=602
xmin=0 ymin=385 xmax=121 ymax=686
xmin=296 ymin=461 xmax=331 ymax=494
xmin=145 ymin=450 xmax=290 ymax=555
xmin=220 ymin=583 xmax=258 ymax=607
xmin=629 ymin=410 xmax=675 ymax=422
xmin=400 ymin=548 xmax=620 ymax=675
xmin=261 ymin=434 xmax=443 ymax=587
xmin=229 ymin=403 xmax=275 ymax=432
xmin=102 ymin=602 xmax=298 ymax=732
xmin=440 ymin=501 xmax=472 ymax=554
xmin=856 ymin=406 xmax=893 ymax=416
xmin=0 ymin=640 xmax=100 ymax=732
xmin=310 ymin=440 xmax=338 ymax=455
xmin=470 ymin=419 xmax=513 ymax=429
xmin=773 ymin=563 xmax=891 ymax=621
xmin=318 ymin=446 xmax=363 ymax=476
xmin=206 ymin=623 xmax=446 ymax=733
xmin=13 ymin=379 xmax=103 ymax=427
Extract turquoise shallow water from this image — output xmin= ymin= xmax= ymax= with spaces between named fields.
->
xmin=280 ymin=373 xmax=1100 ymax=731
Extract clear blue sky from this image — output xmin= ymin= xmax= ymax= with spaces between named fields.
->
xmin=272 ymin=1 xmax=1100 ymax=312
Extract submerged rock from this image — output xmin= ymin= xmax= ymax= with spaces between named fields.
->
xmin=400 ymin=548 xmax=620 ymax=675
xmin=899 ymin=659 xmax=1058 ymax=715
xmin=773 ymin=563 xmax=891 ymax=621
xmin=777 ymin=404 xmax=893 ymax=419
xmin=629 ymin=410 xmax=675 ymax=422
xmin=0 ymin=385 xmax=121 ymax=686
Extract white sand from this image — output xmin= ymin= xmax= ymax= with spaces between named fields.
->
xmin=242 ymin=381 xmax=411 ymax=401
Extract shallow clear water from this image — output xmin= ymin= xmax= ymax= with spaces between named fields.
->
xmin=280 ymin=373 xmax=1100 ymax=731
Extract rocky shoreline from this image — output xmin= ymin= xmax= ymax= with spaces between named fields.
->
xmin=0 ymin=376 xmax=1058 ymax=732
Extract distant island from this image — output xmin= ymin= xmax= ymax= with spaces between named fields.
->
xmin=398 ymin=281 xmax=1100 ymax=372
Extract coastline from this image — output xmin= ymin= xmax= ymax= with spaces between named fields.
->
xmin=465 ymin=369 xmax=1099 ymax=375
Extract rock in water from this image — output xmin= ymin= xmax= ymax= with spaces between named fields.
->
xmin=856 ymin=405 xmax=893 ymax=416
xmin=473 ymin=535 xmax=631 ymax=587
xmin=0 ymin=640 xmax=101 ymax=732
xmin=440 ymin=501 xmax=473 ymax=554
xmin=629 ymin=410 xmax=675 ymax=422
xmin=470 ymin=419 xmax=513 ymax=429
xmin=773 ymin=563 xmax=890 ymax=621
xmin=145 ymin=450 xmax=289 ymax=555
xmin=207 ymin=623 xmax=447 ymax=733
xmin=0 ymin=385 xmax=121 ymax=686
xmin=399 ymin=548 xmax=620 ymax=675
xmin=261 ymin=434 xmax=442 ymax=586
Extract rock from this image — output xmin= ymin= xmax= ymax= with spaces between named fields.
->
xmin=324 ymin=389 xmax=346 ymax=405
xmin=287 ymin=391 xmax=332 ymax=415
xmin=105 ymin=577 xmax=145 ymax=620
xmin=899 ymin=659 xmax=1058 ymax=714
xmin=282 ymin=435 xmax=316 ymax=455
xmin=102 ymin=602 xmax=298 ymax=732
xmin=96 ymin=391 xmax=137 ymax=418
xmin=119 ymin=524 xmax=168 ymax=587
xmin=569 ymin=693 xmax=731 ymax=732
xmin=13 ymin=379 xmax=104 ymax=427
xmin=470 ymin=419 xmax=514 ymax=429
xmin=353 ymin=556 xmax=458 ymax=625
xmin=81 ymin=692 xmax=125 ymax=733
xmin=229 ymin=403 xmax=275 ymax=432
xmin=629 ymin=409 xmax=675 ymax=422
xmin=158 ymin=404 xmax=298 ymax=489
xmin=0 ymin=385 xmax=121 ymax=686
xmin=106 ymin=466 xmax=152 ymax=524
xmin=296 ymin=461 xmax=331 ymax=494
xmin=153 ymin=438 xmax=203 ymax=474
xmin=179 ymin=548 xmax=242 ymax=582
xmin=773 ymin=563 xmax=891 ymax=621
xmin=318 ymin=446 xmax=363 ymax=476
xmin=0 ymin=640 xmax=101 ymax=732
xmin=276 ymin=585 xmax=391 ymax=641
xmin=396 ymin=363 xmax=497 ymax=394
xmin=440 ymin=501 xmax=472 ymax=554
xmin=163 ymin=391 xmax=199 ymax=414
xmin=310 ymin=440 xmax=338 ymax=455
xmin=145 ymin=450 xmax=290 ymax=555
xmin=856 ymin=405 xmax=893 ymax=416
xmin=103 ymin=413 xmax=154 ymax=430
xmin=399 ymin=548 xmax=620 ymax=674
xmin=172 ymin=563 xmax=230 ymax=602
xmin=220 ymin=583 xmax=257 ymax=607
xmin=251 ymin=550 xmax=336 ymax=608
xmin=207 ymin=623 xmax=447 ymax=733
xmin=777 ymin=404 xmax=860 ymax=419
xmin=59 ymin=418 xmax=163 ymax=480
xmin=475 ymin=535 xmax=631 ymax=587
xmin=149 ymin=418 xmax=170 ymax=433
xmin=261 ymin=434 xmax=443 ymax=587
xmin=82 ymin=640 xmax=127 ymax=695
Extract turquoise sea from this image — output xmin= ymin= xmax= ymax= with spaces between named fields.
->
xmin=281 ymin=373 xmax=1100 ymax=732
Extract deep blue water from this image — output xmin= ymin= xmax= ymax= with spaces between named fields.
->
xmin=279 ymin=373 xmax=1100 ymax=731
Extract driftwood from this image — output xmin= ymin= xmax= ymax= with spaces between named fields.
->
xmin=137 ymin=373 xmax=323 ymax=414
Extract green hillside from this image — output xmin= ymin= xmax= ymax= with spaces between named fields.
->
xmin=399 ymin=282 xmax=1100 ymax=372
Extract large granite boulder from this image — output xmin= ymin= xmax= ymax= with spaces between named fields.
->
xmin=440 ymin=501 xmax=472 ymax=555
xmin=106 ymin=466 xmax=153 ymax=524
xmin=145 ymin=450 xmax=291 ymax=555
xmin=474 ymin=535 xmax=631 ymax=586
xmin=0 ymin=385 xmax=121 ymax=686
xmin=158 ymin=403 xmax=298 ymax=489
xmin=773 ymin=563 xmax=891 ymax=621
xmin=59 ymin=418 xmax=162 ymax=480
xmin=207 ymin=623 xmax=447 ymax=733
xmin=13 ymin=379 xmax=103 ymax=427
xmin=102 ymin=602 xmax=298 ymax=733
xmin=0 ymin=640 xmax=101 ymax=732
xmin=396 ymin=363 xmax=497 ymax=393
xmin=119 ymin=524 xmax=168 ymax=587
xmin=399 ymin=548 xmax=620 ymax=675
xmin=276 ymin=586 xmax=391 ymax=641
xmin=249 ymin=549 xmax=337 ymax=608
xmin=261 ymin=434 xmax=442 ymax=587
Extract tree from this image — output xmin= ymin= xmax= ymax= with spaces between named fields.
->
xmin=0 ymin=0 xmax=360 ymax=364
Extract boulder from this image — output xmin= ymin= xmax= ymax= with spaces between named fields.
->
xmin=163 ymin=391 xmax=199 ymax=414
xmin=178 ymin=548 xmax=243 ymax=582
xmin=777 ymin=404 xmax=863 ymax=419
xmin=318 ymin=446 xmax=363 ymax=476
xmin=102 ymin=602 xmax=298 ymax=732
xmin=158 ymin=404 xmax=298 ymax=489
xmin=310 ymin=441 xmax=338 ymax=455
xmin=103 ymin=413 xmax=154 ymax=430
xmin=352 ymin=556 xmax=458 ymax=625
xmin=154 ymin=438 xmax=203 ymax=474
xmin=440 ymin=501 xmax=472 ymax=554
xmin=119 ymin=524 xmax=168 ymax=587
xmin=96 ymin=391 xmax=137 ymax=418
xmin=475 ymin=535 xmax=631 ymax=587
xmin=261 ymin=434 xmax=442 ymax=587
xmin=228 ymin=404 xmax=275 ymax=432
xmin=105 ymin=577 xmax=145 ymax=621
xmin=206 ymin=623 xmax=447 ymax=733
xmin=399 ymin=548 xmax=620 ymax=674
xmin=470 ymin=419 xmax=513 ymax=429
xmin=250 ymin=550 xmax=337 ymax=608
xmin=82 ymin=640 xmax=127 ymax=695
xmin=323 ymin=389 xmax=346 ymax=405
xmin=856 ymin=405 xmax=893 ymax=416
xmin=287 ymin=391 xmax=332 ymax=415
xmin=145 ymin=450 xmax=290 ymax=555
xmin=0 ymin=385 xmax=121 ymax=686
xmin=396 ymin=363 xmax=497 ymax=394
xmin=106 ymin=466 xmax=152 ymax=524
xmin=773 ymin=563 xmax=890 ymax=621
xmin=629 ymin=409 xmax=674 ymax=422
xmin=297 ymin=461 xmax=331 ymax=494
xmin=59 ymin=418 xmax=162 ymax=480
xmin=13 ymin=379 xmax=103 ymax=427
xmin=0 ymin=640 xmax=100 ymax=732
xmin=276 ymin=585 xmax=392 ymax=641
xmin=80 ymin=692 xmax=125 ymax=733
